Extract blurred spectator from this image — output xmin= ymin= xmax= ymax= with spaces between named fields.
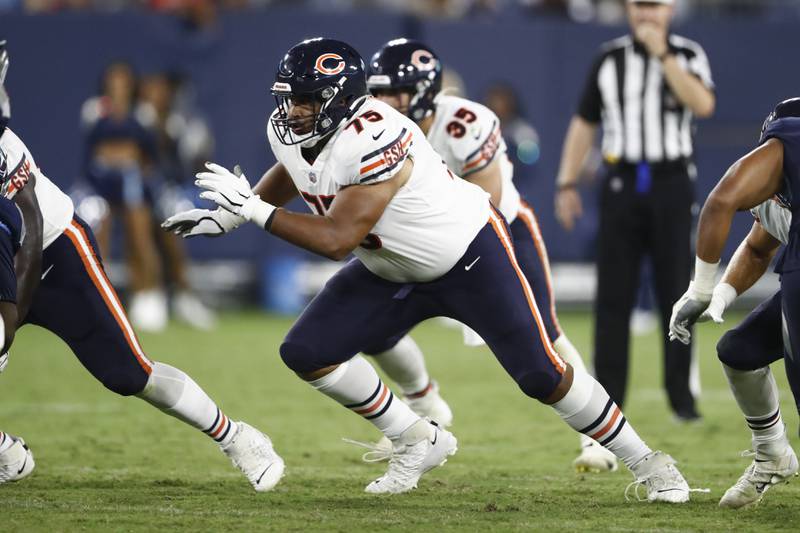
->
xmin=483 ymin=82 xmax=540 ymax=168
xmin=137 ymin=71 xmax=217 ymax=329
xmin=81 ymin=61 xmax=168 ymax=332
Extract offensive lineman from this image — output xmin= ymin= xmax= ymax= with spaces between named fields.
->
xmin=362 ymin=38 xmax=616 ymax=472
xmin=0 ymin=41 xmax=284 ymax=491
xmin=165 ymin=37 xmax=692 ymax=500
xmin=670 ymin=97 xmax=800 ymax=508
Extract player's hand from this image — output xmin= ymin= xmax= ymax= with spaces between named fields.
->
xmin=698 ymin=283 xmax=738 ymax=324
xmin=669 ymin=282 xmax=712 ymax=344
xmin=555 ymin=187 xmax=583 ymax=231
xmin=0 ymin=352 xmax=8 ymax=373
xmin=635 ymin=23 xmax=668 ymax=58
xmin=161 ymin=207 xmax=244 ymax=238
xmin=195 ymin=162 xmax=276 ymax=227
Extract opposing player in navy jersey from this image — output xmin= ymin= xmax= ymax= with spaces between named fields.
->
xmin=0 ymin=40 xmax=283 ymax=491
xmin=670 ymin=97 xmax=800 ymax=508
xmin=360 ymin=38 xmax=614 ymax=472
xmin=166 ymin=37 xmax=693 ymax=500
xmin=0 ymin=171 xmax=35 ymax=483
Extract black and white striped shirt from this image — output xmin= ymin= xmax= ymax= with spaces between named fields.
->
xmin=578 ymin=34 xmax=714 ymax=164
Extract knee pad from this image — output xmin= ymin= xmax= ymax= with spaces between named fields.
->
xmin=280 ymin=340 xmax=319 ymax=374
xmin=716 ymin=330 xmax=752 ymax=370
xmin=100 ymin=368 xmax=149 ymax=396
xmin=514 ymin=369 xmax=561 ymax=400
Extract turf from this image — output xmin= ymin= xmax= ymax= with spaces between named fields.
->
xmin=1 ymin=310 xmax=798 ymax=532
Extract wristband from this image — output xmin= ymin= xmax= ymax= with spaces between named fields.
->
xmin=239 ymin=195 xmax=276 ymax=229
xmin=691 ymin=256 xmax=719 ymax=298
xmin=714 ymin=282 xmax=738 ymax=307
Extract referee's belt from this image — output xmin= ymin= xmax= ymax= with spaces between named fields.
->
xmin=604 ymin=156 xmax=690 ymax=175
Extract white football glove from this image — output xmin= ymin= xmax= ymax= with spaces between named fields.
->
xmin=0 ymin=352 xmax=8 ymax=373
xmin=195 ymin=162 xmax=276 ymax=228
xmin=698 ymin=283 xmax=738 ymax=324
xmin=161 ymin=207 xmax=245 ymax=238
xmin=669 ymin=282 xmax=712 ymax=345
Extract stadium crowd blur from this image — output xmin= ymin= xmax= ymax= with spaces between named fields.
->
xmin=0 ymin=0 xmax=786 ymax=22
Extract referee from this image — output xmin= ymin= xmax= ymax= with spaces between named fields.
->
xmin=554 ymin=0 xmax=715 ymax=420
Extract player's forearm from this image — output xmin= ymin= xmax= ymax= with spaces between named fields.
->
xmin=268 ymin=210 xmax=363 ymax=261
xmin=661 ymin=57 xmax=715 ymax=118
xmin=720 ymin=239 xmax=775 ymax=296
xmin=13 ymin=191 xmax=42 ymax=325
xmin=695 ymin=193 xmax=735 ymax=264
xmin=556 ymin=117 xmax=596 ymax=188
xmin=463 ymin=165 xmax=502 ymax=207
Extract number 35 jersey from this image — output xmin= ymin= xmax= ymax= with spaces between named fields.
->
xmin=426 ymin=94 xmax=520 ymax=223
xmin=267 ymin=96 xmax=490 ymax=283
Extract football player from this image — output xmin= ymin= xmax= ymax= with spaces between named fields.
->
xmin=0 ymin=41 xmax=284 ymax=491
xmin=361 ymin=38 xmax=615 ymax=472
xmin=166 ymin=37 xmax=693 ymax=501
xmin=669 ymin=97 xmax=800 ymax=508
xmin=0 ymin=163 xmax=35 ymax=483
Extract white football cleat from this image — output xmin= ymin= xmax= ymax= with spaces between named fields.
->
xmin=221 ymin=422 xmax=284 ymax=492
xmin=719 ymin=446 xmax=799 ymax=509
xmin=405 ymin=381 xmax=453 ymax=428
xmin=364 ymin=420 xmax=457 ymax=495
xmin=573 ymin=440 xmax=618 ymax=473
xmin=173 ymin=291 xmax=217 ymax=331
xmin=0 ymin=435 xmax=35 ymax=484
xmin=627 ymin=451 xmax=692 ymax=503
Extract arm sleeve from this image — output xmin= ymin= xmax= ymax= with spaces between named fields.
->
xmin=576 ymin=53 xmax=605 ymax=124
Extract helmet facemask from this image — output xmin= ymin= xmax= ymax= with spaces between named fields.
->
xmin=271 ymin=78 xmax=348 ymax=148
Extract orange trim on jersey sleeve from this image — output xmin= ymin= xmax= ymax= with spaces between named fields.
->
xmin=488 ymin=212 xmax=565 ymax=373
xmin=64 ymin=221 xmax=152 ymax=375
xmin=359 ymin=159 xmax=386 ymax=175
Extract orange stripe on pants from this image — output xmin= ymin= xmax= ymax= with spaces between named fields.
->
xmin=64 ymin=221 xmax=152 ymax=374
xmin=516 ymin=200 xmax=562 ymax=338
xmin=488 ymin=211 xmax=565 ymax=374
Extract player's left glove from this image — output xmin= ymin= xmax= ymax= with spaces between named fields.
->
xmin=195 ymin=162 xmax=277 ymax=229
xmin=0 ymin=352 xmax=8 ymax=373
xmin=698 ymin=283 xmax=738 ymax=324
xmin=669 ymin=282 xmax=711 ymax=345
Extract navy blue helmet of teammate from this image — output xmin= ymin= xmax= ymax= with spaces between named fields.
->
xmin=270 ymin=37 xmax=367 ymax=147
xmin=760 ymin=97 xmax=800 ymax=144
xmin=367 ymin=39 xmax=442 ymax=122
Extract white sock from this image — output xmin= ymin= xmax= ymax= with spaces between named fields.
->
xmin=723 ymin=364 xmax=788 ymax=455
xmin=0 ymin=431 xmax=13 ymax=453
xmin=553 ymin=335 xmax=593 ymax=448
xmin=310 ymin=355 xmax=420 ymax=440
xmin=369 ymin=336 xmax=430 ymax=396
xmin=138 ymin=362 xmax=238 ymax=447
xmin=552 ymin=368 xmax=651 ymax=470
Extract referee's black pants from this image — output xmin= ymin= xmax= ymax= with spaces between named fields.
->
xmin=593 ymin=161 xmax=697 ymax=416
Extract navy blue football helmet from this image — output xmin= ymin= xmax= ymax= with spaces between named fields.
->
xmin=367 ymin=39 xmax=442 ymax=122
xmin=760 ymin=97 xmax=800 ymax=144
xmin=270 ymin=38 xmax=367 ymax=147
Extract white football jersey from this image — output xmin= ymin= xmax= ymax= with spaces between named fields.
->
xmin=751 ymin=198 xmax=790 ymax=245
xmin=0 ymin=128 xmax=74 ymax=249
xmin=426 ymin=94 xmax=520 ymax=222
xmin=267 ymin=97 xmax=490 ymax=283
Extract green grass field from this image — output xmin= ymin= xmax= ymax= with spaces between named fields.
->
xmin=1 ymin=310 xmax=798 ymax=532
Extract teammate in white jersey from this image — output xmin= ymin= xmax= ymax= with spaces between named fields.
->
xmin=0 ymin=40 xmax=283 ymax=491
xmin=361 ymin=38 xmax=613 ymax=472
xmin=165 ymin=37 xmax=693 ymax=500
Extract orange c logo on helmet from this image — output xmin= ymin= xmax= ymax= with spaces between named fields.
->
xmin=410 ymin=50 xmax=436 ymax=72
xmin=315 ymin=53 xmax=346 ymax=75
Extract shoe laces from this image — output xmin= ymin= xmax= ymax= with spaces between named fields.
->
xmin=381 ymin=439 xmax=428 ymax=487
xmin=624 ymin=463 xmax=709 ymax=502
xmin=342 ymin=438 xmax=393 ymax=463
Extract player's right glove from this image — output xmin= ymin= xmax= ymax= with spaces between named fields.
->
xmin=0 ymin=352 xmax=8 ymax=373
xmin=669 ymin=282 xmax=711 ymax=345
xmin=698 ymin=283 xmax=738 ymax=324
xmin=161 ymin=207 xmax=245 ymax=238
